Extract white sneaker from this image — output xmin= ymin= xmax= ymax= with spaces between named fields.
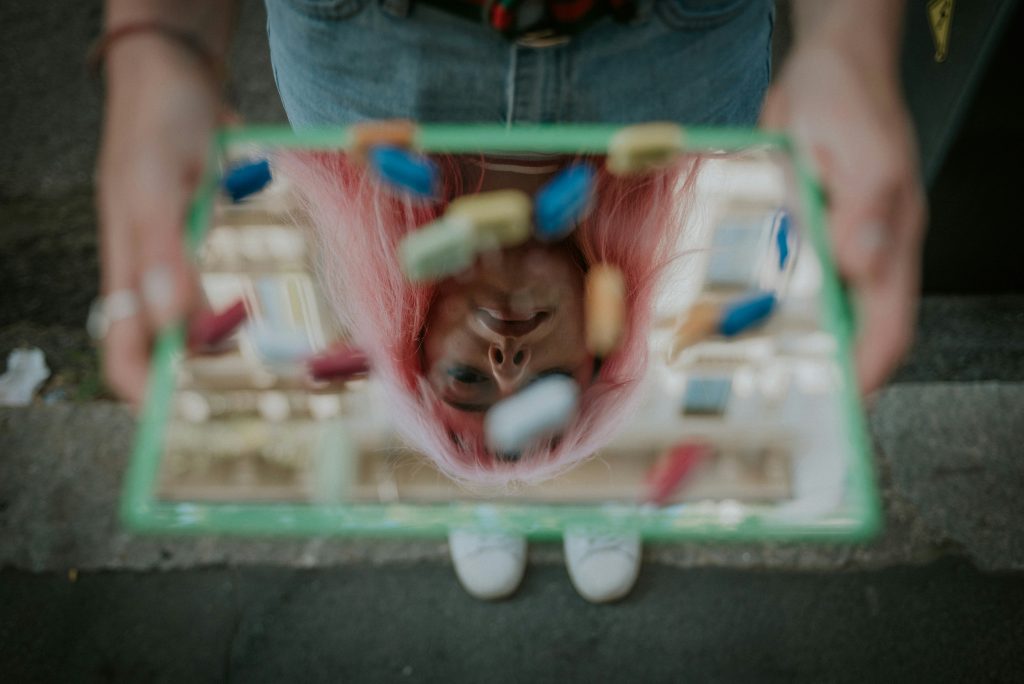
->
xmin=448 ymin=530 xmax=527 ymax=600
xmin=564 ymin=530 xmax=642 ymax=603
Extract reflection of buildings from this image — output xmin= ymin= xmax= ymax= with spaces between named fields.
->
xmin=162 ymin=164 xmax=381 ymax=502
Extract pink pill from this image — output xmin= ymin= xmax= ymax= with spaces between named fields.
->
xmin=308 ymin=345 xmax=370 ymax=382
xmin=188 ymin=299 xmax=248 ymax=351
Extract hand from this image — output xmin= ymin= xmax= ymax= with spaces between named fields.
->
xmin=760 ymin=22 xmax=927 ymax=394
xmin=95 ymin=36 xmax=218 ymax=406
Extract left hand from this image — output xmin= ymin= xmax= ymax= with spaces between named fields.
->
xmin=760 ymin=20 xmax=927 ymax=394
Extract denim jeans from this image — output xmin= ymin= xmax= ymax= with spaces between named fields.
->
xmin=266 ymin=0 xmax=774 ymax=127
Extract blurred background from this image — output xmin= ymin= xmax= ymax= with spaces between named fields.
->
xmin=1 ymin=0 xmax=1022 ymax=681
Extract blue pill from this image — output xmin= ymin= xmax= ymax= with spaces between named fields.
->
xmin=369 ymin=146 xmax=438 ymax=198
xmin=534 ymin=163 xmax=596 ymax=241
xmin=223 ymin=159 xmax=272 ymax=202
xmin=719 ymin=292 xmax=776 ymax=336
xmin=775 ymin=210 xmax=791 ymax=269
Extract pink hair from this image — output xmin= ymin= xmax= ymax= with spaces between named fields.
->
xmin=282 ymin=151 xmax=700 ymax=489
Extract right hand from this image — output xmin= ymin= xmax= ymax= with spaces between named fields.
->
xmin=95 ymin=35 xmax=219 ymax=406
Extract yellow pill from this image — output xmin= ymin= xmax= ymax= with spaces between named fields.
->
xmin=606 ymin=122 xmax=685 ymax=176
xmin=585 ymin=264 xmax=626 ymax=357
xmin=348 ymin=119 xmax=417 ymax=164
xmin=445 ymin=189 xmax=532 ymax=251
xmin=667 ymin=300 xmax=721 ymax=363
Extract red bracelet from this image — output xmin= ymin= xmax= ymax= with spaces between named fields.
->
xmin=87 ymin=21 xmax=223 ymax=82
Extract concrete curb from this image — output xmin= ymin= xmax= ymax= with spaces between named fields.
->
xmin=2 ymin=382 xmax=1021 ymax=573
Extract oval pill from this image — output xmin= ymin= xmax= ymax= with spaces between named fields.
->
xmin=369 ymin=146 xmax=439 ymax=199
xmin=719 ymin=291 xmax=776 ymax=336
xmin=485 ymin=375 xmax=580 ymax=454
xmin=585 ymin=264 xmax=626 ymax=357
xmin=398 ymin=218 xmax=476 ymax=282
xmin=223 ymin=159 xmax=272 ymax=202
xmin=445 ymin=189 xmax=532 ymax=250
xmin=606 ymin=122 xmax=684 ymax=176
xmin=534 ymin=163 xmax=596 ymax=241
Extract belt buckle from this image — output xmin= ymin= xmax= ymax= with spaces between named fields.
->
xmin=515 ymin=28 xmax=571 ymax=48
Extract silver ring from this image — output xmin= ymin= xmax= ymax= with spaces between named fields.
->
xmin=87 ymin=289 xmax=141 ymax=340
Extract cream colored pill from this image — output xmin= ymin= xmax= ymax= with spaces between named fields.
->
xmin=398 ymin=218 xmax=476 ymax=282
xmin=585 ymin=264 xmax=626 ymax=357
xmin=446 ymin=189 xmax=532 ymax=250
xmin=606 ymin=122 xmax=685 ymax=176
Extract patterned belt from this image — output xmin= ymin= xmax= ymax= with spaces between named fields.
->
xmin=382 ymin=0 xmax=637 ymax=45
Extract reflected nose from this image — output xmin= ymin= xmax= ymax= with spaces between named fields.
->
xmin=489 ymin=339 xmax=531 ymax=392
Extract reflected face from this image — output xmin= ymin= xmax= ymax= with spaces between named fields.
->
xmin=421 ymin=157 xmax=597 ymax=422
xmin=423 ymin=240 xmax=594 ymax=414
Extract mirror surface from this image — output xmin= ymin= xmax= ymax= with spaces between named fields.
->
xmin=156 ymin=139 xmax=853 ymax=525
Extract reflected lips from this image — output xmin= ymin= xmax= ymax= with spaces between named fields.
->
xmin=475 ymin=309 xmax=549 ymax=337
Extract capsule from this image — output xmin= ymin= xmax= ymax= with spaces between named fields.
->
xmin=534 ymin=163 xmax=596 ymax=241
xmin=445 ymin=189 xmax=532 ymax=251
xmin=667 ymin=300 xmax=720 ymax=361
xmin=188 ymin=299 xmax=248 ymax=351
xmin=369 ymin=146 xmax=439 ymax=199
xmin=307 ymin=345 xmax=369 ymax=382
xmin=775 ymin=210 xmax=792 ymax=269
xmin=585 ymin=264 xmax=626 ymax=357
xmin=223 ymin=159 xmax=272 ymax=202
xmin=485 ymin=375 xmax=580 ymax=454
xmin=398 ymin=218 xmax=477 ymax=282
xmin=606 ymin=122 xmax=684 ymax=176
xmin=645 ymin=442 xmax=713 ymax=506
xmin=719 ymin=291 xmax=776 ymax=336
xmin=349 ymin=119 xmax=417 ymax=164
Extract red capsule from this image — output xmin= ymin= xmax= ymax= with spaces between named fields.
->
xmin=188 ymin=299 xmax=248 ymax=351
xmin=307 ymin=345 xmax=370 ymax=382
xmin=644 ymin=442 xmax=713 ymax=506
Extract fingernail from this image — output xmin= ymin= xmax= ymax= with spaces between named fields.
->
xmin=142 ymin=265 xmax=175 ymax=324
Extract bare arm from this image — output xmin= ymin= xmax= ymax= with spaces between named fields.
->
xmin=96 ymin=0 xmax=235 ymax=405
xmin=763 ymin=0 xmax=926 ymax=393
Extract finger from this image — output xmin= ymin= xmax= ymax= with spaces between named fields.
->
xmin=97 ymin=175 xmax=150 ymax=406
xmin=132 ymin=157 xmax=199 ymax=331
xmin=852 ymin=256 xmax=917 ymax=394
xmin=852 ymin=183 xmax=926 ymax=393
xmin=102 ymin=315 xmax=150 ymax=409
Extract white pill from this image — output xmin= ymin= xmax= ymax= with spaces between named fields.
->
xmin=177 ymin=391 xmax=211 ymax=423
xmin=258 ymin=391 xmax=291 ymax=422
xmin=484 ymin=375 xmax=580 ymax=455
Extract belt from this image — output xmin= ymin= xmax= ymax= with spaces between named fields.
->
xmin=382 ymin=0 xmax=636 ymax=46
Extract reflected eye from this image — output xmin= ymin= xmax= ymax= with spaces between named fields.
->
xmin=447 ymin=365 xmax=489 ymax=385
